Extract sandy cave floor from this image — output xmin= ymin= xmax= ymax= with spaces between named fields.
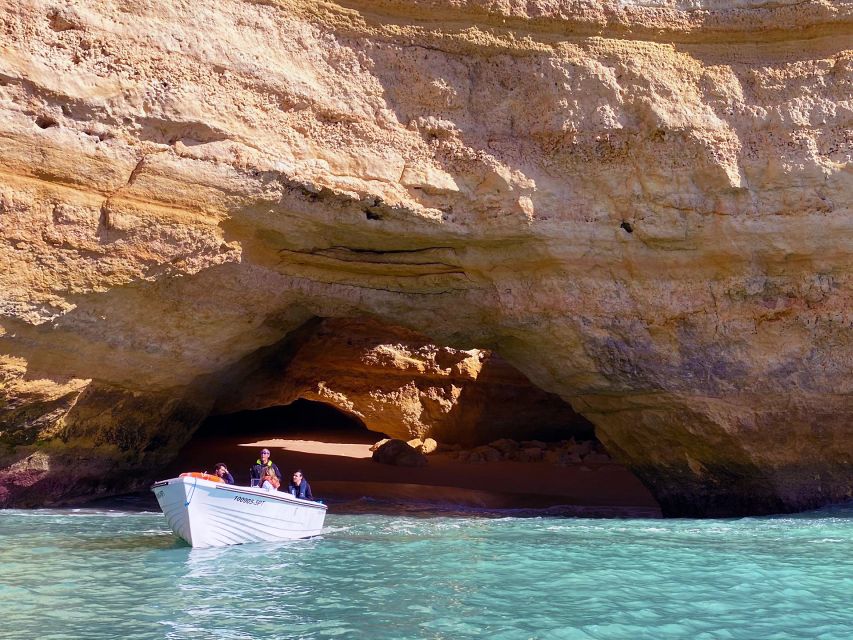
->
xmin=154 ymin=427 xmax=662 ymax=517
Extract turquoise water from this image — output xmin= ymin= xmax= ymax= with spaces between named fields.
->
xmin=1 ymin=502 xmax=851 ymax=640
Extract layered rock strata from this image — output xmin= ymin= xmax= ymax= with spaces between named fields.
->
xmin=0 ymin=0 xmax=851 ymax=514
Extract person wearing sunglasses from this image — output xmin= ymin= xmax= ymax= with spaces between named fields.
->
xmin=249 ymin=448 xmax=281 ymax=487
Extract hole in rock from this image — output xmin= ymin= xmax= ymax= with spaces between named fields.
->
xmin=35 ymin=115 xmax=58 ymax=129
xmin=84 ymin=128 xmax=111 ymax=141
xmin=48 ymin=10 xmax=76 ymax=31
xmin=165 ymin=398 xmax=658 ymax=515
xmin=165 ymin=399 xmax=386 ymax=483
xmin=157 ymin=318 xmax=661 ymax=515
xmin=620 ymin=221 xmax=634 ymax=233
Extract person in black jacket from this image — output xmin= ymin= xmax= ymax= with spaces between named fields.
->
xmin=213 ymin=462 xmax=234 ymax=484
xmin=250 ymin=448 xmax=281 ymax=486
xmin=287 ymin=469 xmax=314 ymax=500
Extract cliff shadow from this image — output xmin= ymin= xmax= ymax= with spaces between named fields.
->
xmin=439 ymin=349 xmax=596 ymax=447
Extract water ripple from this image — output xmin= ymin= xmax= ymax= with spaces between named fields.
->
xmin=0 ymin=504 xmax=851 ymax=639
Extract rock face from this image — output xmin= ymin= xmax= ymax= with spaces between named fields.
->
xmin=372 ymin=439 xmax=428 ymax=467
xmin=0 ymin=0 xmax=851 ymax=514
xmin=214 ymin=317 xmax=591 ymax=446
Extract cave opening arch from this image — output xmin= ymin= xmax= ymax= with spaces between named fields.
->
xmin=158 ymin=316 xmax=660 ymax=514
xmin=165 ymin=399 xmax=389 ymax=487
xmin=197 ymin=399 xmax=380 ymax=442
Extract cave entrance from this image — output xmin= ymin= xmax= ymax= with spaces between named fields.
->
xmin=162 ymin=317 xmax=660 ymax=515
xmin=165 ymin=397 xmax=659 ymax=516
xmin=165 ymin=399 xmax=389 ymax=484
xmin=196 ymin=399 xmax=382 ymax=442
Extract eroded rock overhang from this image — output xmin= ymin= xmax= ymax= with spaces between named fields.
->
xmin=0 ymin=0 xmax=851 ymax=514
xmin=211 ymin=317 xmax=593 ymax=445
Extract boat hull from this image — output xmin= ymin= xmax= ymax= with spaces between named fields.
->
xmin=151 ymin=476 xmax=327 ymax=548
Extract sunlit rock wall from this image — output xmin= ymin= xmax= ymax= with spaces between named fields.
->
xmin=1 ymin=0 xmax=851 ymax=513
xmin=214 ymin=317 xmax=592 ymax=446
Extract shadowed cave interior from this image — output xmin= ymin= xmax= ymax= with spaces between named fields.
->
xmin=159 ymin=397 xmax=661 ymax=515
xmin=164 ymin=401 xmax=385 ymax=482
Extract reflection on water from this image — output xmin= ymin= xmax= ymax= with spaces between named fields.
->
xmin=1 ymin=503 xmax=852 ymax=639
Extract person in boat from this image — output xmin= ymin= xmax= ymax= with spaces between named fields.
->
xmin=287 ymin=469 xmax=314 ymax=501
xmin=213 ymin=462 xmax=234 ymax=484
xmin=250 ymin=448 xmax=282 ymax=486
xmin=259 ymin=465 xmax=281 ymax=491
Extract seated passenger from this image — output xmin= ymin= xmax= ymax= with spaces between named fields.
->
xmin=259 ymin=466 xmax=280 ymax=491
xmin=287 ymin=470 xmax=314 ymax=500
xmin=213 ymin=462 xmax=234 ymax=484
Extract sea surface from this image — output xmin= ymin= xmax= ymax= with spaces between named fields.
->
xmin=1 ymin=500 xmax=851 ymax=640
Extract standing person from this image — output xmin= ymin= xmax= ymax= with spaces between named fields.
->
xmin=250 ymin=448 xmax=281 ymax=486
xmin=259 ymin=466 xmax=280 ymax=491
xmin=213 ymin=462 xmax=234 ymax=484
xmin=287 ymin=470 xmax=314 ymax=501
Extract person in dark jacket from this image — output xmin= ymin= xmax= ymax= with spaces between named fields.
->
xmin=213 ymin=462 xmax=234 ymax=484
xmin=287 ymin=469 xmax=314 ymax=500
xmin=250 ymin=448 xmax=281 ymax=486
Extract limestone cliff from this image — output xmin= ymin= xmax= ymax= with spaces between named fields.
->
xmin=214 ymin=317 xmax=592 ymax=445
xmin=0 ymin=0 xmax=851 ymax=514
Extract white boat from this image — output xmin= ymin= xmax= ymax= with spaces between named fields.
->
xmin=151 ymin=474 xmax=327 ymax=548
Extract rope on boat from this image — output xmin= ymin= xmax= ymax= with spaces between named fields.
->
xmin=185 ymin=478 xmax=198 ymax=507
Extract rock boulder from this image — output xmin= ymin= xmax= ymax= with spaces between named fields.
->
xmin=372 ymin=439 xmax=429 ymax=468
